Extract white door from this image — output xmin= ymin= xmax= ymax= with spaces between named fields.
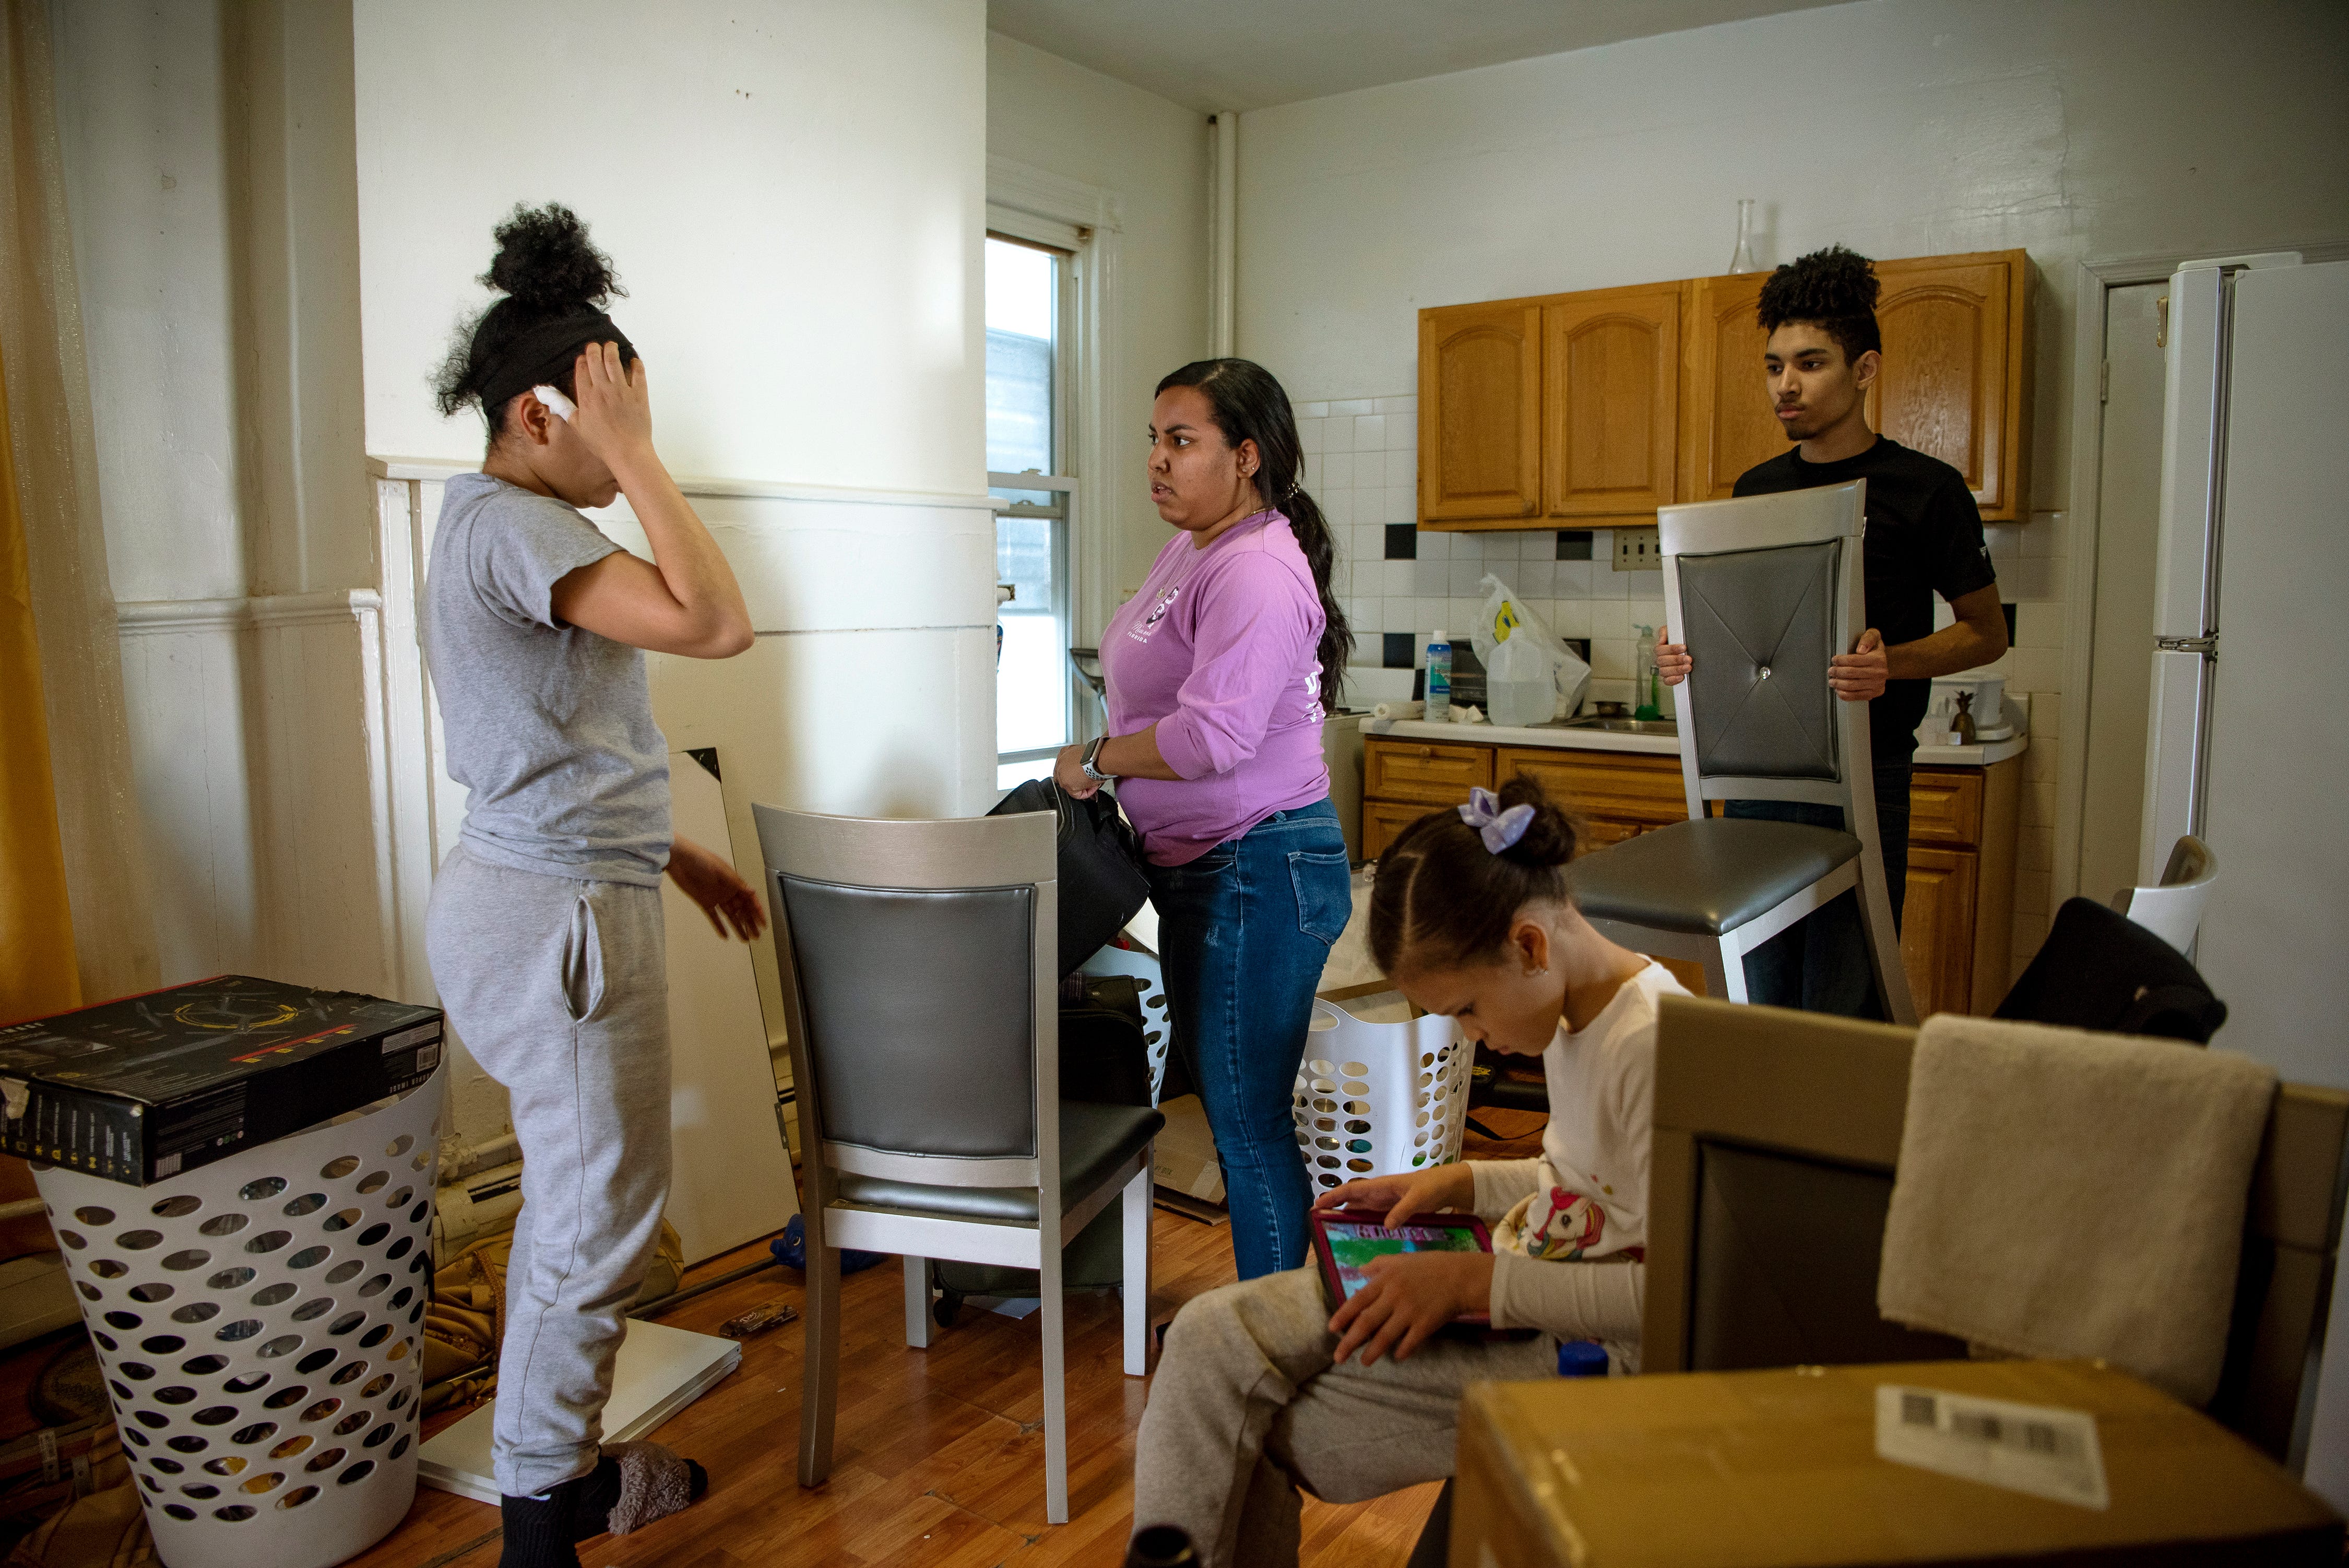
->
xmin=2076 ymin=281 xmax=2170 ymax=908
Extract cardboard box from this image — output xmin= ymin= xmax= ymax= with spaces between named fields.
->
xmin=1152 ymin=1094 xmax=1226 ymax=1207
xmin=1454 ymin=1359 xmax=2343 ymax=1567
xmin=0 ymin=976 xmax=443 ymax=1187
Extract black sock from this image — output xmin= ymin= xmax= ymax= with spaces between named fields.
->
xmin=570 ymin=1457 xmax=623 ymax=1541
xmin=499 ymin=1489 xmax=580 ymax=1568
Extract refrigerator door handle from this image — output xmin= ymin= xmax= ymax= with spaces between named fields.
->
xmin=2155 ymin=636 xmax=2218 ymax=657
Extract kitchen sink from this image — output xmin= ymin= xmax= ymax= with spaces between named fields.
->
xmin=1534 ymin=716 xmax=1679 ymax=736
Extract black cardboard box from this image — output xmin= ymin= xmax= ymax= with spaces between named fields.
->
xmin=0 ymin=976 xmax=444 ymax=1187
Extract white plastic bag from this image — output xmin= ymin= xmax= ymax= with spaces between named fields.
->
xmin=1471 ymin=574 xmax=1591 ymax=725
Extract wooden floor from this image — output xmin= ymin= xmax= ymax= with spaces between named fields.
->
xmin=351 ymin=1110 xmax=1549 ymax=1568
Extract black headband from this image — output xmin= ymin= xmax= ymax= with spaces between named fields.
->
xmin=476 ymin=312 xmax=638 ymax=415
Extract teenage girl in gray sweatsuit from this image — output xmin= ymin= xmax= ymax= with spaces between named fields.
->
xmin=420 ymin=205 xmax=765 ymax=1568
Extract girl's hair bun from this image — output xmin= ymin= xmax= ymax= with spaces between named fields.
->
xmin=1493 ymin=774 xmax=1575 ymax=869
xmin=481 ymin=203 xmax=622 ymax=313
xmin=1367 ymin=774 xmax=1582 ymax=974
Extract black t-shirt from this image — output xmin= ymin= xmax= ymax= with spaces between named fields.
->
xmin=1734 ymin=435 xmax=1997 ymax=762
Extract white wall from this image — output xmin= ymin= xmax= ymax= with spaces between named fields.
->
xmin=51 ymin=0 xmax=389 ymax=999
xmin=986 ymin=31 xmax=1212 ymax=607
xmin=1237 ymin=0 xmax=2349 ymax=418
xmin=53 ymin=3 xmax=994 ymax=1159
xmin=353 ymin=1 xmax=993 ymax=1145
xmin=355 ymin=3 xmax=984 ymax=498
xmin=1234 ymin=0 xmax=2349 ymax=976
xmin=353 ymin=2 xmax=993 ymax=841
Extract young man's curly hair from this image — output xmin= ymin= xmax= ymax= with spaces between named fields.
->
xmin=1756 ymin=244 xmax=1881 ymax=365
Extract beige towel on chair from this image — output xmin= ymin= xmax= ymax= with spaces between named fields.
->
xmin=1877 ymin=1015 xmax=2276 ymax=1407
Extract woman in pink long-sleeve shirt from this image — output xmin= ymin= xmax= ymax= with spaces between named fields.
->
xmin=1054 ymin=359 xmax=1354 ymax=1279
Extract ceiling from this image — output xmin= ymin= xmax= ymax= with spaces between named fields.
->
xmin=987 ymin=0 xmax=1849 ymax=113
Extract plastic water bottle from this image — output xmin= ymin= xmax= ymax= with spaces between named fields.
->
xmin=1426 ymin=631 xmax=1452 ymax=722
xmin=1558 ymin=1339 xmax=1610 ymax=1377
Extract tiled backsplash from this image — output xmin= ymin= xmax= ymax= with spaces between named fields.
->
xmin=1299 ymin=394 xmax=1670 ymax=712
xmin=1294 ymin=389 xmax=2074 ymax=982
xmin=1297 ymin=393 xmax=2067 ymax=716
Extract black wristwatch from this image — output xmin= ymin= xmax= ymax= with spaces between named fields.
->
xmin=1080 ymin=736 xmax=1115 ymax=783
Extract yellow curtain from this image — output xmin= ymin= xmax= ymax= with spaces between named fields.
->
xmin=2 ymin=0 xmax=154 ymax=1004
xmin=0 ymin=340 xmax=77 ymax=1020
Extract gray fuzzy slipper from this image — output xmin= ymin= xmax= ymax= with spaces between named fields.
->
xmin=600 ymin=1441 xmax=708 ymax=1536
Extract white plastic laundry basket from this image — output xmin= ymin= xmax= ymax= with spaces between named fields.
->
xmin=1293 ymin=994 xmax=1469 ymax=1190
xmin=36 ymin=1069 xmax=446 ymax=1568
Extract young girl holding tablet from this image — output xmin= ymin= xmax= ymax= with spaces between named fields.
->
xmin=1130 ymin=777 xmax=1689 ymax=1566
xmin=423 ymin=206 xmax=763 ymax=1567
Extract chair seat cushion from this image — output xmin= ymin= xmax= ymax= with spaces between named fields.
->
xmin=1565 ymin=817 xmax=1860 ymax=937
xmin=833 ymin=1101 xmax=1164 ymax=1223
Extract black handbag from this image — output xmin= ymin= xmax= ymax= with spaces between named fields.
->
xmin=988 ymin=777 xmax=1150 ymax=977
xmin=1995 ymin=896 xmax=2228 ymax=1044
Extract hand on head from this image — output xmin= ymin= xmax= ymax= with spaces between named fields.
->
xmin=565 ymin=341 xmax=654 ymax=470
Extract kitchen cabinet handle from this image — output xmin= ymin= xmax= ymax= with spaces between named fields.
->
xmin=1415 ymin=746 xmax=1433 ymax=759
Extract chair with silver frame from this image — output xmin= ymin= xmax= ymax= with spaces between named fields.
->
xmin=753 ymin=803 xmax=1164 ymax=1525
xmin=1564 ymin=480 xmax=1916 ymax=1024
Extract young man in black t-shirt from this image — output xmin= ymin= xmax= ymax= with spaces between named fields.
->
xmin=1657 ymin=245 xmax=2008 ymax=1017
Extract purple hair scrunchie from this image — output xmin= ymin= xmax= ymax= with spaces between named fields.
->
xmin=1458 ymin=787 xmax=1534 ymax=855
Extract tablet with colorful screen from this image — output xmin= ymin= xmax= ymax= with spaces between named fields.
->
xmin=1309 ymin=1207 xmax=1496 ymax=1326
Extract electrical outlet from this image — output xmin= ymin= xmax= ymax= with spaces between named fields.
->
xmin=1614 ymin=526 xmax=1661 ymax=572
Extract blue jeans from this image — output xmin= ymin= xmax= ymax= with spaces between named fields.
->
xmin=1724 ymin=761 xmax=1912 ymax=1020
xmin=1147 ymin=801 xmax=1352 ymax=1280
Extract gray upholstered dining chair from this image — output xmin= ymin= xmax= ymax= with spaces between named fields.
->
xmin=1567 ymin=480 xmax=1917 ymax=1024
xmin=753 ymin=803 xmax=1164 ymax=1525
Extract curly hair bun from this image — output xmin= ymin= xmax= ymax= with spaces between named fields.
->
xmin=1493 ymin=775 xmax=1577 ymax=869
xmin=481 ymin=203 xmax=623 ymax=313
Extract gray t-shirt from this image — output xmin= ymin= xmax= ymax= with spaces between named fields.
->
xmin=423 ymin=472 xmax=671 ymax=885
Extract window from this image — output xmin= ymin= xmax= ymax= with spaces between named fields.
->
xmin=988 ymin=235 xmax=1077 ymax=790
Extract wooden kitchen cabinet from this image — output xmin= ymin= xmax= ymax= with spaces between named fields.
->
xmin=1418 ymin=300 xmax=1544 ymax=522
xmin=1541 ymin=284 xmax=1682 ymax=519
xmin=1868 ymin=252 xmax=2032 ymax=520
xmin=1900 ymin=845 xmax=1978 ymax=1018
xmin=1419 ymin=248 xmax=2034 ymax=528
xmin=1359 ymin=736 xmax=2020 ymax=1015
xmin=1901 ymin=758 xmax=2020 ymax=1016
xmin=1679 ymin=270 xmax=1776 ymax=503
xmin=1497 ymin=747 xmax=1688 ymax=848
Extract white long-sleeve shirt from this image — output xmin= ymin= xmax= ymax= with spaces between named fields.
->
xmin=1465 ymin=961 xmax=1688 ymax=1371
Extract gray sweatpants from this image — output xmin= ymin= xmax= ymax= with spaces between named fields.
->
xmin=1132 ymin=1266 xmax=1556 ymax=1568
xmin=425 ymin=844 xmax=672 ymax=1498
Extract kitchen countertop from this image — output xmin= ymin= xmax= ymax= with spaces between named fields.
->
xmin=1359 ymin=715 xmax=2028 ymax=769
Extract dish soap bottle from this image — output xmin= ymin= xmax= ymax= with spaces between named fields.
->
xmin=1632 ymin=624 xmax=1663 ymax=721
xmin=1426 ymin=631 xmax=1453 ymax=722
xmin=1951 ymin=691 xmax=1977 ymax=745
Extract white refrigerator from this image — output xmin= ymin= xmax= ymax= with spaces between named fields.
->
xmin=2143 ymin=254 xmax=2349 ymax=1495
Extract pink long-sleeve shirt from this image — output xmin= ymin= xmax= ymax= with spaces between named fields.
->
xmin=1101 ymin=509 xmax=1331 ymax=866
